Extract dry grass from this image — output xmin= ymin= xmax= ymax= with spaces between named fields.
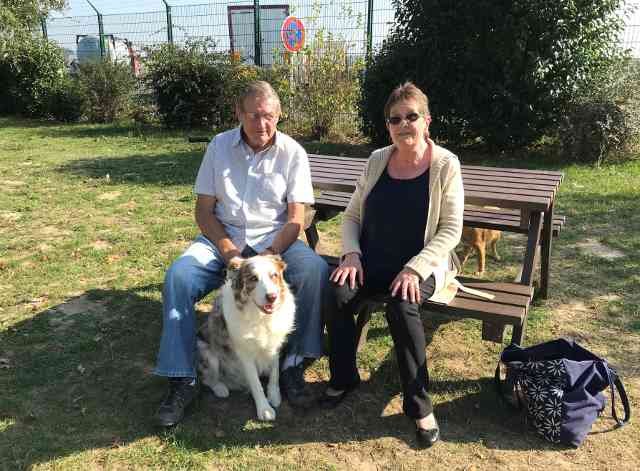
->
xmin=0 ymin=117 xmax=638 ymax=470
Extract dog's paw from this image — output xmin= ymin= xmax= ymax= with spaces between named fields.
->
xmin=267 ymin=387 xmax=281 ymax=408
xmin=212 ymin=383 xmax=230 ymax=398
xmin=257 ymin=403 xmax=276 ymax=421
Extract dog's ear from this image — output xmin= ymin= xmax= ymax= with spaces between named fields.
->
xmin=268 ymin=254 xmax=287 ymax=273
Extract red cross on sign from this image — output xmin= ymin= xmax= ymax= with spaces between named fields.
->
xmin=281 ymin=16 xmax=305 ymax=52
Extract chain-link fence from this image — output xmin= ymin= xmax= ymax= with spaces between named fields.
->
xmin=44 ymin=0 xmax=395 ymax=65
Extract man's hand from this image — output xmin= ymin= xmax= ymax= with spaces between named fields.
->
xmin=227 ymin=256 xmax=244 ymax=270
xmin=389 ymin=268 xmax=422 ymax=304
xmin=330 ymin=252 xmax=363 ymax=290
xmin=195 ymin=194 xmax=241 ymax=265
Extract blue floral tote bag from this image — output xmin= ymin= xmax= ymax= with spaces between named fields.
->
xmin=495 ymin=338 xmax=631 ymax=447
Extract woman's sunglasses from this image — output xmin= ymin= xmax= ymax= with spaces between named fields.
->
xmin=386 ymin=112 xmax=422 ymax=126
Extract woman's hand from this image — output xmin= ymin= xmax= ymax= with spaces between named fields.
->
xmin=330 ymin=252 xmax=364 ymax=289
xmin=390 ymin=268 xmax=423 ymax=304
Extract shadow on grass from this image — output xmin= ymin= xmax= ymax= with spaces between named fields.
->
xmin=55 ymin=150 xmax=203 ymax=187
xmin=0 ymin=287 xmax=570 ymax=469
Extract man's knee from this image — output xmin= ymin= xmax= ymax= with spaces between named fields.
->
xmin=164 ymin=257 xmax=198 ymax=296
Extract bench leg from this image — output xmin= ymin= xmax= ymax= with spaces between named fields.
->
xmin=520 ymin=211 xmax=542 ymax=287
xmin=355 ymin=303 xmax=376 ymax=352
xmin=482 ymin=321 xmax=505 ymax=343
xmin=511 ymin=320 xmax=526 ymax=346
xmin=304 ymin=222 xmax=320 ymax=252
xmin=539 ymin=203 xmax=554 ymax=299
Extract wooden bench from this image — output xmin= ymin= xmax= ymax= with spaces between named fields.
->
xmin=305 ymin=154 xmax=564 ymax=346
xmin=312 ymin=190 xmax=567 ymax=239
xmin=321 ymin=256 xmax=534 ymax=348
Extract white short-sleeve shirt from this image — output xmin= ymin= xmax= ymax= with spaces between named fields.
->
xmin=194 ymin=127 xmax=314 ymax=252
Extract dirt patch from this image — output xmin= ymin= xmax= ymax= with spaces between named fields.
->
xmin=551 ymin=299 xmax=640 ymax=377
xmin=47 ymin=295 xmax=107 ymax=331
xmin=2 ymin=180 xmax=26 ymax=187
xmin=91 ymin=240 xmax=112 ymax=251
xmin=0 ymin=211 xmax=21 ymax=223
xmin=575 ymin=239 xmax=625 ymax=260
xmin=97 ymin=191 xmax=122 ymax=201
xmin=41 ymin=226 xmax=72 ymax=238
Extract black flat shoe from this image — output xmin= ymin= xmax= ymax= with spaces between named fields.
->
xmin=415 ymin=420 xmax=440 ymax=448
xmin=316 ymin=382 xmax=360 ymax=409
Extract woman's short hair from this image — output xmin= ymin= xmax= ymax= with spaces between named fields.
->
xmin=236 ymin=80 xmax=281 ymax=114
xmin=384 ymin=82 xmax=430 ymax=118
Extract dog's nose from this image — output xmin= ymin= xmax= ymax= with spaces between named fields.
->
xmin=265 ymin=293 xmax=277 ymax=303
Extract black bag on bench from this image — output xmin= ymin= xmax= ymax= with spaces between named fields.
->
xmin=494 ymin=338 xmax=631 ymax=447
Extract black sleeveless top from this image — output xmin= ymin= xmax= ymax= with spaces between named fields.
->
xmin=360 ymin=165 xmax=429 ymax=289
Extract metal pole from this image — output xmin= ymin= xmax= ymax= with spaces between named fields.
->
xmin=162 ymin=0 xmax=174 ymax=44
xmin=253 ymin=0 xmax=261 ymax=66
xmin=41 ymin=16 xmax=48 ymax=39
xmin=366 ymin=0 xmax=374 ymax=64
xmin=86 ymin=0 xmax=105 ymax=59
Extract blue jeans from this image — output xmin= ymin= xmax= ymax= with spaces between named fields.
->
xmin=154 ymin=235 xmax=329 ymax=378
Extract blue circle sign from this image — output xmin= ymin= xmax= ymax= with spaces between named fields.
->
xmin=281 ymin=16 xmax=305 ymax=52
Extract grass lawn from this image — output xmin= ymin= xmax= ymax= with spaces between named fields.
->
xmin=0 ymin=117 xmax=638 ymax=470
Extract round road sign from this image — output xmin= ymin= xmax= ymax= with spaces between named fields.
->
xmin=281 ymin=16 xmax=305 ymax=52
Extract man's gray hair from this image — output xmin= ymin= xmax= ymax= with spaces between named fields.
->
xmin=236 ymin=81 xmax=281 ymax=113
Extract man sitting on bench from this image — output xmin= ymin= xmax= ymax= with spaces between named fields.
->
xmin=317 ymin=82 xmax=464 ymax=449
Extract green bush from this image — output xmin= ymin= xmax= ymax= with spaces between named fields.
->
xmin=558 ymin=58 xmax=640 ymax=165
xmin=0 ymin=34 xmax=66 ymax=117
xmin=144 ymin=39 xmax=290 ymax=130
xmin=361 ymin=0 xmax=628 ymax=147
xmin=76 ymin=60 xmax=136 ymax=123
xmin=144 ymin=40 xmax=228 ymax=128
xmin=46 ymin=75 xmax=84 ymax=122
xmin=287 ymin=30 xmax=364 ymax=140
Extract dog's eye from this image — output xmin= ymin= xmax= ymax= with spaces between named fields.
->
xmin=249 ymin=275 xmax=258 ymax=282
xmin=270 ymin=272 xmax=278 ymax=280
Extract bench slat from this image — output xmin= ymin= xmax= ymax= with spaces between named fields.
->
xmin=427 ymin=296 xmax=526 ymax=324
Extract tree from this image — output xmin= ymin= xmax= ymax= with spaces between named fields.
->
xmin=0 ymin=1 xmax=66 ymax=37
xmin=361 ymin=0 xmax=629 ymax=147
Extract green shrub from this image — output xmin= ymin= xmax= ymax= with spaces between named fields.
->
xmin=144 ymin=40 xmax=231 ymax=129
xmin=559 ymin=58 xmax=640 ymax=165
xmin=46 ymin=75 xmax=84 ymax=122
xmin=287 ymin=30 xmax=364 ymax=140
xmin=0 ymin=34 xmax=66 ymax=117
xmin=144 ymin=39 xmax=290 ymax=130
xmin=76 ymin=60 xmax=136 ymax=123
xmin=362 ymin=0 xmax=628 ymax=147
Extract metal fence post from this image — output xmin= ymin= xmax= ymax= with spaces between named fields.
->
xmin=366 ymin=0 xmax=374 ymax=64
xmin=41 ymin=16 xmax=48 ymax=39
xmin=162 ymin=0 xmax=174 ymax=44
xmin=254 ymin=0 xmax=262 ymax=66
xmin=87 ymin=0 xmax=107 ymax=59
xmin=86 ymin=0 xmax=106 ymax=58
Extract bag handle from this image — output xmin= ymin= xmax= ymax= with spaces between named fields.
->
xmin=494 ymin=361 xmax=524 ymax=410
xmin=607 ymin=369 xmax=631 ymax=426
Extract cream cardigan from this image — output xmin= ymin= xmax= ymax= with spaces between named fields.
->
xmin=341 ymin=140 xmax=465 ymax=304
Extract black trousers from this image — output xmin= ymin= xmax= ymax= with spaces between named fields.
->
xmin=326 ymin=275 xmax=436 ymax=419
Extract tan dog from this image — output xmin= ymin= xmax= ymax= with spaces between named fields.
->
xmin=459 ymin=227 xmax=502 ymax=274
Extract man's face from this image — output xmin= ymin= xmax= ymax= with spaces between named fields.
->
xmin=237 ymin=95 xmax=279 ymax=151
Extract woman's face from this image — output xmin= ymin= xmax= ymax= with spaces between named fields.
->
xmin=386 ymin=99 xmax=431 ymax=149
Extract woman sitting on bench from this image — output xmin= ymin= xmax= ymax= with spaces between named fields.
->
xmin=317 ymin=82 xmax=464 ymax=448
